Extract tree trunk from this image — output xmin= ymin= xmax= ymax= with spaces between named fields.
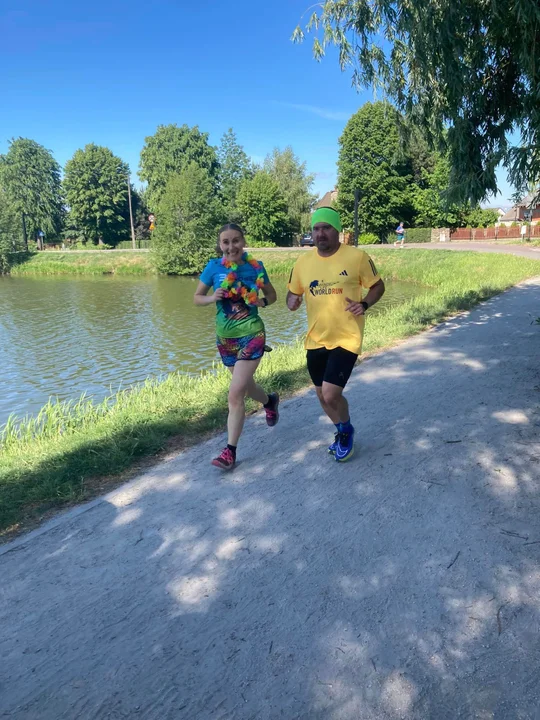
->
xmin=21 ymin=212 xmax=28 ymax=251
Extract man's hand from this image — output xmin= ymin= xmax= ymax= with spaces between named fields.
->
xmin=286 ymin=292 xmax=303 ymax=311
xmin=345 ymin=297 xmax=366 ymax=316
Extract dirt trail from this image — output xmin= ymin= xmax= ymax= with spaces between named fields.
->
xmin=2 ymin=279 xmax=540 ymax=719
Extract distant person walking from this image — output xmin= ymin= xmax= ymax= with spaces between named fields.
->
xmin=194 ymin=224 xmax=280 ymax=471
xmin=394 ymin=222 xmax=405 ymax=247
xmin=286 ymin=208 xmax=385 ymax=462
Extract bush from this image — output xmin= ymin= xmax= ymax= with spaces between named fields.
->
xmin=116 ymin=239 xmax=152 ymax=250
xmin=357 ymin=232 xmax=379 ymax=245
xmin=386 ymin=227 xmax=432 ymax=243
xmin=246 ymin=238 xmax=277 ymax=248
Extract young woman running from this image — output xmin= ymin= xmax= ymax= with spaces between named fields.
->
xmin=194 ymin=223 xmax=279 ymax=470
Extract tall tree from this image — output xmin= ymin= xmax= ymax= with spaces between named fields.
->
xmin=64 ymin=144 xmax=129 ymax=246
xmin=217 ymin=128 xmax=253 ymax=222
xmin=293 ymin=0 xmax=540 ymax=203
xmin=0 ymin=138 xmax=63 ymax=249
xmin=0 ymin=188 xmax=21 ymax=272
xmin=337 ymin=102 xmax=413 ymax=236
xmin=131 ymin=187 xmax=152 ymax=243
xmin=139 ymin=124 xmax=219 ymax=210
xmin=411 ymin=155 xmax=465 ymax=228
xmin=151 ymin=163 xmax=222 ymax=275
xmin=236 ymin=172 xmax=290 ymax=245
xmin=264 ymin=147 xmax=316 ymax=234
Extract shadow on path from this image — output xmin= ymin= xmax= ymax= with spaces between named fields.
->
xmin=1 ymin=281 xmax=540 ymax=719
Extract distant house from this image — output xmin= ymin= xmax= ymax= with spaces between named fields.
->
xmin=485 ymin=208 xmax=507 ymax=222
xmin=314 ymin=189 xmax=338 ymax=209
xmin=498 ymin=191 xmax=540 ymax=226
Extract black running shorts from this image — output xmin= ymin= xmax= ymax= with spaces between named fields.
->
xmin=306 ymin=346 xmax=358 ymax=388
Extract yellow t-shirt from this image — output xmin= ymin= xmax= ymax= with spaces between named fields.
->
xmin=288 ymin=244 xmax=381 ymax=355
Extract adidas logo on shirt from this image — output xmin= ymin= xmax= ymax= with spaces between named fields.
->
xmin=339 ymin=270 xmax=348 ymax=276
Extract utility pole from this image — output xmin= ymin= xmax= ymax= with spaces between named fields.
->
xmin=354 ymin=189 xmax=360 ymax=246
xmin=127 ymin=176 xmax=136 ymax=249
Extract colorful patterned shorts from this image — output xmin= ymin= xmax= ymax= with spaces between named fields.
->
xmin=217 ymin=330 xmax=266 ymax=367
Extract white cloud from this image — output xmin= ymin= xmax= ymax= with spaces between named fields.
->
xmin=281 ymin=103 xmax=350 ymax=121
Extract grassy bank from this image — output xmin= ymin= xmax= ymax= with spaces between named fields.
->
xmin=9 ymin=250 xmax=155 ymax=276
xmin=2 ymin=249 xmax=540 ymax=536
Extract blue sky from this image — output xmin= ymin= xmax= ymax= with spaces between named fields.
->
xmin=1 ymin=0 xmax=513 ymax=205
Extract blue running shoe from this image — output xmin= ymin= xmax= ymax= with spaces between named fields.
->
xmin=335 ymin=426 xmax=355 ymax=462
xmin=328 ymin=432 xmax=339 ymax=455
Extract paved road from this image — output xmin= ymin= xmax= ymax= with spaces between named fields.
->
xmin=2 ymin=279 xmax=540 ymax=719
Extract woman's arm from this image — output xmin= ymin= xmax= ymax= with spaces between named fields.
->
xmin=193 ymin=281 xmax=226 ymax=306
xmin=256 ymin=281 xmax=277 ymax=307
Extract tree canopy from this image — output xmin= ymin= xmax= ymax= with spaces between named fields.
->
xmin=151 ymin=163 xmax=222 ymax=275
xmin=0 ymin=138 xmax=63 ymax=248
xmin=63 ymin=144 xmax=130 ymax=246
xmin=237 ymin=172 xmax=290 ymax=245
xmin=264 ymin=147 xmax=316 ymax=234
xmin=217 ymin=128 xmax=253 ymax=222
xmin=337 ymin=102 xmax=412 ymax=236
xmin=0 ymin=189 xmax=21 ymax=272
xmin=293 ymin=0 xmax=540 ymax=203
xmin=140 ymin=124 xmax=219 ymax=210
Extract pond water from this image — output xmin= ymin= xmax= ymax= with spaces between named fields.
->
xmin=0 ymin=274 xmax=421 ymax=426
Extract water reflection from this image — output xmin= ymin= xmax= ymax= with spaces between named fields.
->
xmin=0 ymin=274 xmax=421 ymax=425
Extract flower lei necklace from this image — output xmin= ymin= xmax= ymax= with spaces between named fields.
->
xmin=220 ymin=252 xmax=265 ymax=306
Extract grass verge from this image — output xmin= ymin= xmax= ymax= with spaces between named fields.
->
xmin=2 ymin=249 xmax=540 ymax=536
xmin=9 ymin=250 xmax=155 ymax=276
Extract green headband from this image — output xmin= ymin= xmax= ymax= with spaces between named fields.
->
xmin=311 ymin=207 xmax=342 ymax=232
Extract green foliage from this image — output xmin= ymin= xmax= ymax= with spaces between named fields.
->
xmin=217 ymin=128 xmax=253 ymax=222
xmin=245 ymin=238 xmax=277 ymax=248
xmin=337 ymin=102 xmax=413 ymax=236
xmin=131 ymin=187 xmax=151 ymax=242
xmin=0 ymin=137 xmax=64 ymax=247
xmin=405 ymin=124 xmax=438 ymax=188
xmin=386 ymin=227 xmax=432 ymax=243
xmin=139 ymin=124 xmax=219 ymax=210
xmin=151 ymin=163 xmax=222 ymax=275
xmin=412 ymin=155 xmax=502 ymax=229
xmin=0 ymin=188 xmax=23 ymax=272
xmin=411 ymin=155 xmax=464 ymax=227
xmin=64 ymin=144 xmax=130 ymax=246
xmin=293 ymin=0 xmax=540 ymax=202
xmin=264 ymin=147 xmax=316 ymax=234
xmin=404 ymin=227 xmax=431 ymax=243
xmin=462 ymin=207 xmax=500 ymax=228
xmin=237 ymin=172 xmax=291 ymax=246
xmin=357 ymin=232 xmax=378 ymax=245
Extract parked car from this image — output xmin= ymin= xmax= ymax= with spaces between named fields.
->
xmin=300 ymin=232 xmax=314 ymax=247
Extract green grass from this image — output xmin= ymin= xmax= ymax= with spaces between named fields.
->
xmin=504 ymin=239 xmax=540 ymax=247
xmin=2 ymin=249 xmax=540 ymax=535
xmin=9 ymin=250 xmax=155 ymax=276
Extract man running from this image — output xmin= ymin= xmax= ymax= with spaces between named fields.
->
xmin=394 ymin=221 xmax=405 ymax=247
xmin=287 ymin=207 xmax=385 ymax=461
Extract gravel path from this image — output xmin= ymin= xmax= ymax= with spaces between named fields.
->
xmin=1 ymin=279 xmax=540 ymax=720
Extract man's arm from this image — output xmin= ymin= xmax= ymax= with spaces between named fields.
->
xmin=345 ymin=279 xmax=385 ymax=316
xmin=286 ymin=290 xmax=303 ymax=311
xmin=286 ymin=261 xmax=304 ymax=310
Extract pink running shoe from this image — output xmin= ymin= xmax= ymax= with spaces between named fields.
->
xmin=211 ymin=447 xmax=236 ymax=471
xmin=264 ymin=393 xmax=280 ymax=427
